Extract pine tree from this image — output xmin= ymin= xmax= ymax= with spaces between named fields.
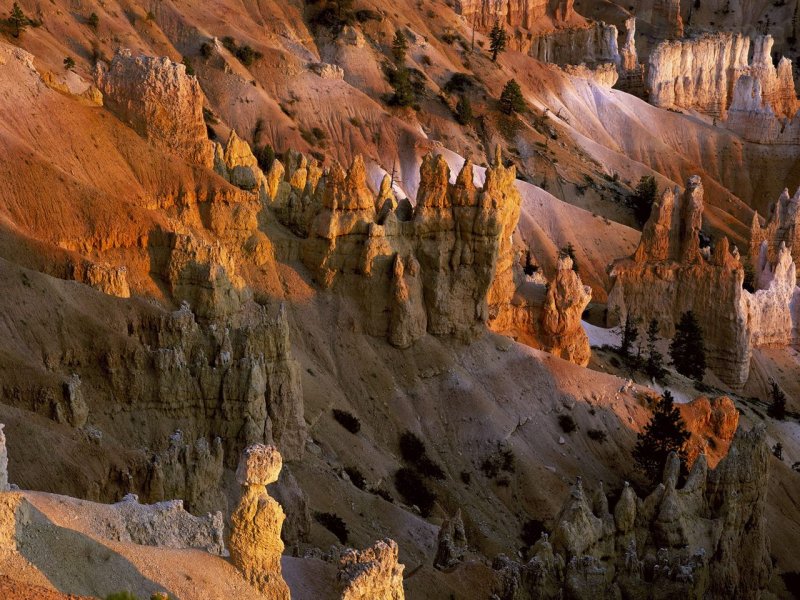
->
xmin=669 ymin=311 xmax=706 ymax=380
xmin=455 ymin=95 xmax=472 ymax=125
xmin=489 ymin=20 xmax=507 ymax=62
xmin=630 ymin=175 xmax=658 ymax=227
xmin=619 ymin=315 xmax=639 ymax=362
xmin=499 ymin=79 xmax=525 ymax=115
xmin=391 ymin=30 xmax=409 ymax=64
xmin=644 ymin=319 xmax=667 ymax=381
xmin=633 ymin=390 xmax=690 ymax=484
xmin=767 ymin=379 xmax=787 ymax=420
xmin=10 ymin=2 xmax=28 ymax=38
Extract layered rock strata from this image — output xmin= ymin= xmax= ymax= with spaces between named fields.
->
xmin=229 ymin=444 xmax=291 ymax=600
xmin=608 ymin=176 xmax=797 ymax=387
xmin=95 ymin=50 xmax=214 ymax=167
xmin=615 ymin=18 xmax=646 ymax=96
xmin=337 ymin=538 xmax=405 ymax=600
xmin=647 ymin=33 xmax=750 ymax=117
xmin=492 ymin=425 xmax=771 ymax=599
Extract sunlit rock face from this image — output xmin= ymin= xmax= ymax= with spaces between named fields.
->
xmin=608 ymin=177 xmax=798 ymax=388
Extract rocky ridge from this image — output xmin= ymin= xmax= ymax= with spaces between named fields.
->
xmin=491 ymin=425 xmax=771 ymax=599
xmin=608 ymin=176 xmax=798 ymax=387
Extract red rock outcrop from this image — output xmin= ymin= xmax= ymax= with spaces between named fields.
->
xmin=608 ymin=176 xmax=797 ymax=387
xmin=229 ymin=444 xmax=291 ymax=600
xmin=493 ymin=425 xmax=772 ymax=599
xmin=679 ymin=395 xmax=738 ymax=468
xmin=95 ymin=50 xmax=214 ymax=168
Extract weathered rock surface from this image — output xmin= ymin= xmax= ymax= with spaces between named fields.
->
xmin=95 ymin=50 xmax=214 ymax=167
xmin=337 ymin=538 xmax=405 ymax=600
xmin=608 ymin=176 xmax=797 ymax=387
xmin=678 ymin=395 xmax=739 ymax=468
xmin=0 ymin=425 xmax=8 ymax=493
xmin=539 ymin=257 xmax=592 ymax=366
xmin=493 ymin=425 xmax=771 ymax=599
xmin=647 ymin=33 xmax=750 ymax=117
xmin=750 ymin=187 xmax=800 ymax=265
xmin=651 ymin=0 xmax=683 ymax=39
xmin=615 ymin=17 xmax=645 ymax=96
xmin=229 ymin=444 xmax=290 ymax=599
xmin=434 ymin=510 xmax=468 ymax=570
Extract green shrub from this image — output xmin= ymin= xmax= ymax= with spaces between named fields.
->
xmin=395 ymin=467 xmax=436 ymax=516
xmin=344 ymin=466 xmax=366 ymax=490
xmin=587 ymin=429 xmax=607 ymax=442
xmin=558 ymin=414 xmax=576 ymax=433
xmin=332 ymin=409 xmax=361 ymax=434
xmin=314 ymin=511 xmax=349 ymax=543
xmin=399 ymin=431 xmax=445 ymax=479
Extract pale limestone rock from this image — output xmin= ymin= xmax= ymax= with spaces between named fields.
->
xmin=113 ymin=494 xmax=225 ymax=555
xmin=95 ymin=50 xmax=214 ymax=167
xmin=647 ymin=33 xmax=750 ymax=117
xmin=388 ymin=255 xmax=427 ymax=349
xmin=217 ymin=130 xmax=264 ymax=191
xmin=750 ymin=187 xmax=800 ymax=265
xmin=229 ymin=444 xmax=290 ymax=600
xmin=0 ymin=425 xmax=7 ymax=492
xmin=309 ymin=62 xmax=345 ymax=80
xmin=337 ymin=538 xmax=405 ymax=600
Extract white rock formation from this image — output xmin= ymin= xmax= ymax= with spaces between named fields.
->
xmin=0 ymin=425 xmax=8 ymax=492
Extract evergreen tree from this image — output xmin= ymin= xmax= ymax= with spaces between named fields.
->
xmin=9 ymin=2 xmax=28 ymax=38
xmin=630 ymin=175 xmax=658 ymax=227
xmin=619 ymin=315 xmax=639 ymax=362
xmin=87 ymin=12 xmax=99 ymax=30
xmin=63 ymin=56 xmax=76 ymax=70
xmin=644 ymin=319 xmax=667 ymax=381
xmin=499 ymin=79 xmax=525 ymax=114
xmin=489 ymin=20 xmax=507 ymax=62
xmin=389 ymin=65 xmax=416 ymax=108
xmin=558 ymin=242 xmax=579 ymax=272
xmin=391 ymin=30 xmax=409 ymax=64
xmin=767 ymin=379 xmax=787 ymax=420
xmin=633 ymin=390 xmax=690 ymax=484
xmin=669 ymin=311 xmax=706 ymax=380
xmin=455 ymin=95 xmax=472 ymax=125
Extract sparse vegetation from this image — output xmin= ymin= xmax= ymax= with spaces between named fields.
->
xmin=454 ymin=95 xmax=472 ymax=125
xmin=489 ymin=20 xmax=507 ymax=62
xmin=633 ymin=390 xmax=690 ymax=484
xmin=520 ymin=519 xmax=546 ymax=546
xmin=344 ymin=466 xmax=366 ymax=489
xmin=314 ymin=511 xmax=349 ymax=543
xmin=558 ymin=242 xmax=579 ymax=272
xmin=630 ymin=175 xmax=658 ymax=227
xmin=669 ymin=311 xmax=706 ymax=381
xmin=480 ymin=444 xmax=516 ymax=480
xmin=332 ymin=408 xmax=361 ymax=434
xmin=643 ymin=319 xmax=667 ymax=381
xmin=63 ymin=56 xmax=76 ymax=71
xmin=618 ymin=315 xmax=639 ymax=364
xmin=444 ymin=73 xmax=473 ymax=94
xmin=499 ymin=79 xmax=526 ymax=115
xmin=767 ymin=379 xmax=787 ymax=420
xmin=182 ymin=57 xmax=195 ymax=76
xmin=399 ymin=431 xmax=445 ymax=479
xmin=587 ymin=429 xmax=607 ymax=442
xmin=9 ymin=2 xmax=28 ymax=38
xmin=558 ymin=413 xmax=576 ymax=433
xmin=200 ymin=41 xmax=213 ymax=59
xmin=254 ymin=144 xmax=276 ymax=171
xmin=743 ymin=260 xmax=756 ymax=292
xmin=221 ymin=36 xmax=263 ymax=66
xmin=87 ymin=12 xmax=100 ymax=30
xmin=391 ymin=29 xmax=409 ymax=64
xmin=395 ymin=467 xmax=436 ymax=516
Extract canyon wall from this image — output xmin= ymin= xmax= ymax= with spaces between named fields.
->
xmin=750 ymin=187 xmax=800 ymax=265
xmin=608 ymin=176 xmax=797 ymax=387
xmin=492 ymin=425 xmax=772 ymax=599
xmin=647 ymin=33 xmax=751 ymax=117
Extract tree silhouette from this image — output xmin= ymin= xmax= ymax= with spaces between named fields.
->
xmin=767 ymin=379 xmax=787 ymax=420
xmin=391 ymin=30 xmax=408 ymax=64
xmin=644 ymin=319 xmax=667 ymax=381
xmin=669 ymin=311 xmax=706 ymax=380
xmin=489 ymin=20 xmax=507 ymax=62
xmin=633 ymin=390 xmax=690 ymax=484
xmin=10 ymin=2 xmax=28 ymax=38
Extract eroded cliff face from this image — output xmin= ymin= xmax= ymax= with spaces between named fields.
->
xmin=95 ymin=50 xmax=214 ymax=167
xmin=750 ymin=187 xmax=800 ymax=265
xmin=539 ymin=257 xmax=592 ymax=365
xmin=650 ymin=0 xmax=683 ymax=39
xmin=608 ymin=176 xmax=798 ymax=387
xmin=492 ymin=425 xmax=771 ymax=599
xmin=337 ymin=539 xmax=405 ymax=600
xmin=647 ymin=33 xmax=750 ymax=117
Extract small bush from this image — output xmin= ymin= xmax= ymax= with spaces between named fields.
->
xmin=200 ymin=41 xmax=213 ymax=59
xmin=460 ymin=470 xmax=471 ymax=485
xmin=395 ymin=467 xmax=436 ymax=516
xmin=332 ymin=409 xmax=361 ymax=434
xmin=106 ymin=593 xmax=138 ymax=600
xmin=371 ymin=487 xmax=394 ymax=502
xmin=63 ymin=56 xmax=76 ymax=70
xmin=443 ymin=72 xmax=473 ymax=94
xmin=344 ymin=466 xmax=366 ymax=490
xmin=481 ymin=445 xmax=516 ymax=479
xmin=558 ymin=414 xmax=576 ymax=433
xmin=314 ymin=511 xmax=349 ymax=543
xmin=399 ymin=431 xmax=445 ymax=479
xmin=520 ymin=519 xmax=546 ymax=547
xmin=254 ymin=144 xmax=275 ymax=171
xmin=587 ymin=429 xmax=607 ymax=443
xmin=87 ymin=12 xmax=99 ymax=30
xmin=355 ymin=9 xmax=382 ymax=22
